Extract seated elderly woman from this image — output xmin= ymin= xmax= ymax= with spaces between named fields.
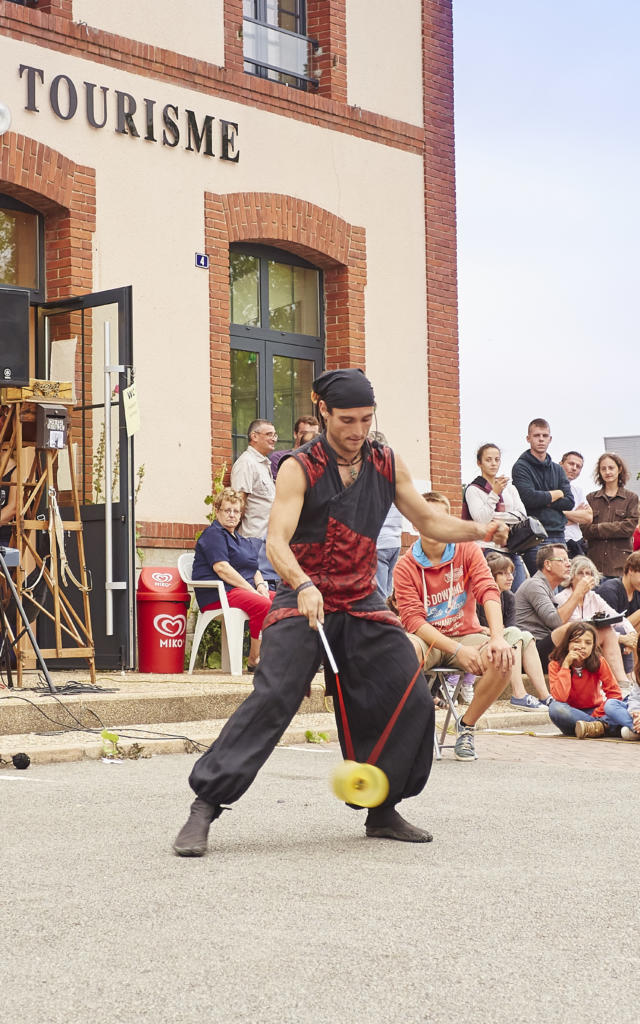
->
xmin=191 ymin=487 xmax=274 ymax=671
xmin=555 ymin=555 xmax=637 ymax=685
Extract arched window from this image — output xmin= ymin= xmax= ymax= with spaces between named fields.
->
xmin=229 ymin=244 xmax=323 ymax=458
xmin=0 ymin=194 xmax=45 ymax=303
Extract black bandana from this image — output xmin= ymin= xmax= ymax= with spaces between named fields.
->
xmin=312 ymin=368 xmax=375 ymax=409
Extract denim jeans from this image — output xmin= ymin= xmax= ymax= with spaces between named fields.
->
xmin=511 ymin=554 xmax=527 ymax=592
xmin=549 ymin=698 xmax=633 ymax=736
xmin=376 ymin=546 xmax=400 ymax=601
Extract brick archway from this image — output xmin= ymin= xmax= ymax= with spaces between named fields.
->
xmin=204 ymin=191 xmax=367 ymax=479
xmin=0 ymin=132 xmax=96 ymax=299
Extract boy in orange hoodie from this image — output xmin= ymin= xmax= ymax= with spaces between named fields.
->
xmin=393 ymin=492 xmax=514 ymax=762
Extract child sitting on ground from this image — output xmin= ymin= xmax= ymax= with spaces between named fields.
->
xmin=548 ymin=621 xmax=636 ymax=739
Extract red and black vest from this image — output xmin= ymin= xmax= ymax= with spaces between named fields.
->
xmin=266 ymin=434 xmax=399 ymax=623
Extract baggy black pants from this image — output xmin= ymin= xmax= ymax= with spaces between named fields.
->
xmin=189 ymin=612 xmax=435 ymax=811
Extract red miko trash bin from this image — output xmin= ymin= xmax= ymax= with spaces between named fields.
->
xmin=137 ymin=568 xmax=190 ymax=673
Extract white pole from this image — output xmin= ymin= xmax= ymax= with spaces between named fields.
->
xmin=104 ymin=321 xmax=113 ymax=636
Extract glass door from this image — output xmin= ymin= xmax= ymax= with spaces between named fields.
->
xmin=36 ymin=287 xmax=135 ymax=670
xmin=231 ymin=338 xmax=321 ymax=459
xmin=230 ymin=245 xmax=323 ymax=457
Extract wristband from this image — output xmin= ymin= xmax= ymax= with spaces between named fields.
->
xmin=295 ymin=580 xmax=315 ymax=596
xmin=452 ymin=642 xmax=462 ymax=658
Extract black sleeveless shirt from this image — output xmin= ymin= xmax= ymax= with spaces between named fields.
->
xmin=265 ymin=434 xmax=401 ymax=624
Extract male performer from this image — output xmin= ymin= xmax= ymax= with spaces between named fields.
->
xmin=173 ymin=369 xmax=511 ymax=855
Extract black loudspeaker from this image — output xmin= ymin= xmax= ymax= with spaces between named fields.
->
xmin=0 ymin=288 xmax=30 ymax=387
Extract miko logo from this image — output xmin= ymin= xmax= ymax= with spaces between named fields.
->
xmin=151 ymin=572 xmax=173 ymax=588
xmin=153 ymin=613 xmax=186 ymax=648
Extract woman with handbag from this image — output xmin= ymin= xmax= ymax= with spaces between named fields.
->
xmin=462 ymin=443 xmax=528 ymax=591
xmin=583 ymin=453 xmax=639 ymax=579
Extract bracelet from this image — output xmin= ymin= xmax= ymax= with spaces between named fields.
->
xmin=452 ymin=642 xmax=462 ymax=657
xmin=295 ymin=580 xmax=315 ymax=596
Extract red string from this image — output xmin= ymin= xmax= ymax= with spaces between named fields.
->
xmin=367 ymin=657 xmax=426 ymax=766
xmin=332 ymin=671 xmax=354 ymax=760
xmin=332 ymin=642 xmax=434 ymax=767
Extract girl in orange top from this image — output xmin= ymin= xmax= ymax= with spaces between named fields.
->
xmin=548 ymin=622 xmax=635 ymax=739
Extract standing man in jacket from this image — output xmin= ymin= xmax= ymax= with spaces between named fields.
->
xmin=512 ymin=419 xmax=574 ymax=575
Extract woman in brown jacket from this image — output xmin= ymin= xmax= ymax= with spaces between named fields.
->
xmin=583 ymin=453 xmax=639 ymax=578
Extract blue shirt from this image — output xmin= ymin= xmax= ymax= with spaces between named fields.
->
xmin=596 ymin=577 xmax=640 ymax=618
xmin=192 ymin=520 xmax=258 ymax=609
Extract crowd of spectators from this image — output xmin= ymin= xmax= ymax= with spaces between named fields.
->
xmin=396 ymin=416 xmax=640 ymax=743
xmin=196 ymin=412 xmax=640 ymax=747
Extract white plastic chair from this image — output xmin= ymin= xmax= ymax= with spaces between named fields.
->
xmin=177 ymin=553 xmax=249 ymax=676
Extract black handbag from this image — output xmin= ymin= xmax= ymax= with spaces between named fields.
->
xmin=506 ymin=515 xmax=547 ymax=555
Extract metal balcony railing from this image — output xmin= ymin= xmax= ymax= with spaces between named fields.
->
xmin=243 ymin=17 xmax=318 ymax=89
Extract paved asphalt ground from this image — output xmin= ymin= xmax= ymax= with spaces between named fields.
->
xmin=2 ymin=731 xmax=639 ymax=1024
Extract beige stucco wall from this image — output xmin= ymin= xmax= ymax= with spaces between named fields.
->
xmin=73 ymin=0 xmax=226 ymax=67
xmin=2 ymin=39 xmax=429 ymax=524
xmin=346 ymin=0 xmax=423 ymax=127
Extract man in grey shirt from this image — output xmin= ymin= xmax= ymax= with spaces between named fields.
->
xmin=231 ymin=419 xmax=278 ymax=586
xmin=514 ymin=543 xmax=592 ymax=669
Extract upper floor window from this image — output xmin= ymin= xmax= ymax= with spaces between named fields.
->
xmin=0 ymin=195 xmax=45 ymax=302
xmin=242 ymin=0 xmax=318 ymax=91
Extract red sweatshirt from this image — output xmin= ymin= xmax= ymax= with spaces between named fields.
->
xmin=548 ymin=658 xmax=621 ymax=718
xmin=393 ymin=541 xmax=500 ymax=637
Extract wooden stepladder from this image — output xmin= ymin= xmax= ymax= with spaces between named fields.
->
xmin=0 ymin=400 xmax=95 ymax=686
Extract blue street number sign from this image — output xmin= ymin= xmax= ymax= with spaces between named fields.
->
xmin=195 ymin=253 xmax=209 ymax=269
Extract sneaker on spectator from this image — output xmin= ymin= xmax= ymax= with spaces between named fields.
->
xmin=460 ymin=682 xmax=474 ymax=705
xmin=539 ymin=696 xmax=553 ymax=708
xmin=621 ymin=726 xmax=640 ymax=741
xmin=510 ymin=694 xmax=542 ymax=712
xmin=454 ymin=724 xmax=477 ymax=762
xmin=445 ymin=673 xmax=460 ymax=702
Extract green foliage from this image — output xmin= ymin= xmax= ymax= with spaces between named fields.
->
xmin=204 ymin=461 xmax=229 ymax=523
xmin=197 ymin=461 xmax=228 ymax=540
xmin=305 ymin=730 xmax=330 ymax=744
xmin=186 ymin=613 xmax=251 ymax=670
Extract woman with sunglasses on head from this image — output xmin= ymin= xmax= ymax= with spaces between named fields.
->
xmin=462 ymin=443 xmax=528 ymax=591
xmin=547 ymin=622 xmax=636 ymax=739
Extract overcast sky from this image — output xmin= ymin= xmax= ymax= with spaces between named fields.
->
xmin=452 ymin=1 xmax=640 ymax=489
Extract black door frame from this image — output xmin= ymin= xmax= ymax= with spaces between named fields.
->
xmin=35 ymin=286 xmax=136 ymax=670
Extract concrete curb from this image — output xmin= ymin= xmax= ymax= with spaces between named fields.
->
xmin=0 ymin=713 xmax=340 ymax=766
xmin=0 ymin=705 xmax=554 ymax=767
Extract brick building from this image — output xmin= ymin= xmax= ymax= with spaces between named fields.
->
xmin=0 ymin=0 xmax=462 ymax=667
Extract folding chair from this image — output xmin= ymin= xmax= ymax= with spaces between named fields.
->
xmin=177 ymin=553 xmax=249 ymax=676
xmin=426 ymin=667 xmax=462 ymax=760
